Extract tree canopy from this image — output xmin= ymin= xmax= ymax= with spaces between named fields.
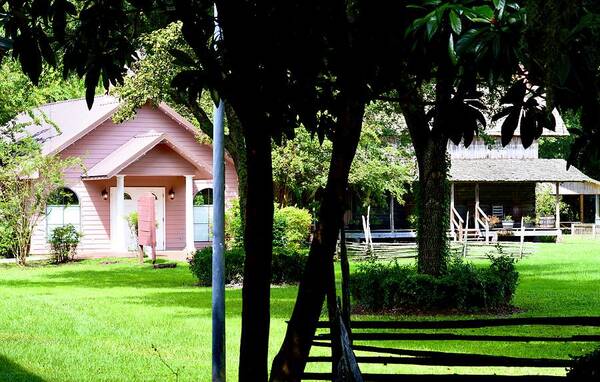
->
xmin=273 ymin=101 xmax=414 ymax=209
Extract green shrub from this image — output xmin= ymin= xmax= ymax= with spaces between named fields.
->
xmin=225 ymin=199 xmax=244 ymax=249
xmin=567 ymin=347 xmax=600 ymax=380
xmin=350 ymin=255 xmax=519 ymax=312
xmin=189 ymin=247 xmax=307 ymax=286
xmin=188 ymin=247 xmax=245 ymax=286
xmin=274 ymin=206 xmax=312 ymax=250
xmin=271 ymin=247 xmax=308 ymax=284
xmin=0 ymin=223 xmax=14 ymax=258
xmin=48 ymin=224 xmax=81 ymax=264
xmin=224 ymin=201 xmax=312 ymax=251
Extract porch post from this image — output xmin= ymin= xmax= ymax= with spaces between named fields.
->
xmin=475 ymin=183 xmax=480 ymax=231
xmin=185 ymin=175 xmax=195 ymax=252
xmin=450 ymin=182 xmax=455 ymax=228
xmin=555 ymin=182 xmax=561 ymax=229
xmin=595 ymin=194 xmax=599 ymax=224
xmin=114 ymin=175 xmax=126 ymax=251
xmin=389 ymin=194 xmax=395 ymax=232
xmin=579 ymin=194 xmax=585 ymax=223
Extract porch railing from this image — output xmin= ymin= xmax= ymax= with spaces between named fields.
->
xmin=476 ymin=205 xmax=490 ymax=243
xmin=450 ymin=207 xmax=464 ymax=241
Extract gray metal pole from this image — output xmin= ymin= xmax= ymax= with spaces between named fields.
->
xmin=211 ymin=6 xmax=226 ymax=379
xmin=212 ymin=99 xmax=226 ymax=381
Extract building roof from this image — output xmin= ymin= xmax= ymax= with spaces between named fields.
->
xmin=84 ymin=131 xmax=211 ymax=179
xmin=449 ymin=158 xmax=600 ymax=184
xmin=485 ymin=108 xmax=568 ymax=137
xmin=13 ymin=95 xmax=204 ymax=155
xmin=15 ymin=95 xmax=120 ymax=155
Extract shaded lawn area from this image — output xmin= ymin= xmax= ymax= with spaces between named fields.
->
xmin=0 ymin=237 xmax=599 ymax=381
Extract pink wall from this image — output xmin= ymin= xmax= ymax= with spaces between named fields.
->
xmin=30 ymin=105 xmax=239 ymax=253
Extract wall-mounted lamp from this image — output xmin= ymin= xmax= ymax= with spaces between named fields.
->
xmin=101 ymin=188 xmax=108 ymax=200
xmin=169 ymin=188 xmax=175 ymax=200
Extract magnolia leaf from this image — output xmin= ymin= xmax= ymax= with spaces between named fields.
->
xmin=491 ymin=106 xmax=512 ymax=122
xmin=448 ymin=34 xmax=458 ymax=65
xmin=0 ymin=37 xmax=12 ymax=51
xmin=520 ymin=109 xmax=535 ymax=149
xmin=449 ymin=10 xmax=462 ymax=34
xmin=500 ymin=79 xmax=526 ymax=105
xmin=500 ymin=107 xmax=521 ymax=146
xmin=426 ymin=17 xmax=440 ymax=40
xmin=169 ymin=49 xmax=196 ymax=67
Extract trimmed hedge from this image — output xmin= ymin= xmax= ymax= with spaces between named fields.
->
xmin=189 ymin=247 xmax=308 ymax=286
xmin=350 ymin=255 xmax=519 ymax=312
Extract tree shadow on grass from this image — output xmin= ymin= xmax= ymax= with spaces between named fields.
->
xmin=0 ymin=355 xmax=45 ymax=382
xmin=123 ymin=287 xmax=297 ymax=319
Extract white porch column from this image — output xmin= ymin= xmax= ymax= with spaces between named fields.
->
xmin=595 ymin=194 xmax=600 ymax=225
xmin=113 ymin=175 xmax=126 ymax=251
xmin=185 ymin=175 xmax=195 ymax=252
xmin=555 ymin=182 xmax=561 ymax=229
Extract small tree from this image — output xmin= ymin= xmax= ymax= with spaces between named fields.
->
xmin=0 ymin=152 xmax=79 ymax=265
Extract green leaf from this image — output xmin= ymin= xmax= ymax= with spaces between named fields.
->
xmin=426 ymin=15 xmax=440 ymax=40
xmin=494 ymin=0 xmax=506 ymax=19
xmin=449 ymin=10 xmax=462 ymax=34
xmin=448 ymin=34 xmax=457 ymax=65
xmin=469 ymin=5 xmax=494 ymax=21
xmin=0 ymin=37 xmax=12 ymax=51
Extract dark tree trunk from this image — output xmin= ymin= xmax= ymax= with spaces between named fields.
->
xmin=239 ymin=126 xmax=274 ymax=382
xmin=414 ymin=136 xmax=449 ymax=276
xmin=400 ymin=88 xmax=450 ymax=277
xmin=269 ymin=100 xmax=365 ymax=382
xmin=339 ymin=224 xmax=351 ymax=334
xmin=225 ymin=106 xmax=248 ymax=232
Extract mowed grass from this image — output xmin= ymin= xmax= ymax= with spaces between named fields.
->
xmin=1 ymin=237 xmax=600 ymax=381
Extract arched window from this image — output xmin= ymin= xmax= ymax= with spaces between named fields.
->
xmin=46 ymin=188 xmax=81 ymax=239
xmin=193 ymin=188 xmax=213 ymax=206
xmin=193 ymin=188 xmax=213 ymax=241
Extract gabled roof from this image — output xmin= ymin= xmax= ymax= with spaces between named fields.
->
xmin=14 ymin=96 xmax=205 ymax=155
xmin=15 ymin=95 xmax=120 ymax=155
xmin=450 ymin=158 xmax=599 ymax=184
xmin=84 ymin=131 xmax=211 ymax=179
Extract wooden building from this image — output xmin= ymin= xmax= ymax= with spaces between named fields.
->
xmin=347 ymin=110 xmax=600 ymax=241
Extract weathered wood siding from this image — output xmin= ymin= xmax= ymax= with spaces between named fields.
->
xmin=448 ymin=137 xmax=538 ymax=159
xmin=541 ymin=181 xmax=600 ymax=196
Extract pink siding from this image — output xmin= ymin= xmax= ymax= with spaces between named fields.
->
xmin=121 ymin=144 xmax=204 ymax=177
xmin=30 ymin=104 xmax=239 ymax=253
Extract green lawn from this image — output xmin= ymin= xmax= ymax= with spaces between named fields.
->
xmin=1 ymin=237 xmax=600 ymax=381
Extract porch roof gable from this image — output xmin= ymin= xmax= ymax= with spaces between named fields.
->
xmin=83 ymin=131 xmax=211 ymax=179
xmin=449 ymin=158 xmax=600 ymax=184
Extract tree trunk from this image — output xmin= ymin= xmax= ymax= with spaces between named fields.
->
xmin=400 ymin=88 xmax=450 ymax=277
xmin=415 ymin=136 xmax=449 ymax=276
xmin=339 ymin=224 xmax=351 ymax=335
xmin=269 ymin=100 xmax=365 ymax=382
xmin=225 ymin=106 xmax=248 ymax=233
xmin=238 ymin=126 xmax=274 ymax=382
